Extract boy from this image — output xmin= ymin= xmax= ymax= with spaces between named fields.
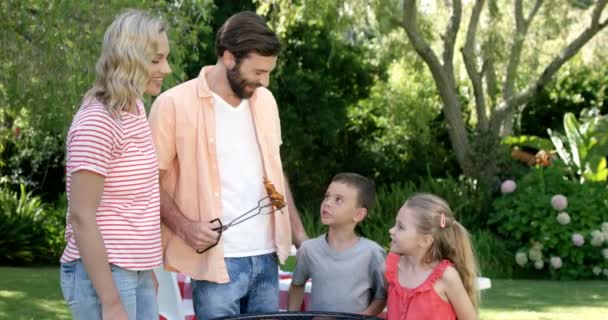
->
xmin=287 ymin=173 xmax=386 ymax=315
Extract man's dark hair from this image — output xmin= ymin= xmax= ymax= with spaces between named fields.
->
xmin=215 ymin=11 xmax=281 ymax=60
xmin=331 ymin=173 xmax=376 ymax=212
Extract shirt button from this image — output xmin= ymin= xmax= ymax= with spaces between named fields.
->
xmin=209 ymin=138 xmax=215 ymax=143
xmin=214 ymin=192 xmax=219 ymax=197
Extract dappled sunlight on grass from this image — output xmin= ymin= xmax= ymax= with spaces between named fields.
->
xmin=1 ymin=268 xmax=607 ymax=319
xmin=482 ymin=306 xmax=608 ymax=320
xmin=480 ymin=280 xmax=608 ymax=320
xmin=0 ymin=267 xmax=71 ymax=320
xmin=0 ymin=290 xmax=27 ymax=299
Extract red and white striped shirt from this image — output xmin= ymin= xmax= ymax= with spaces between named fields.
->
xmin=60 ymin=98 xmax=162 ymax=270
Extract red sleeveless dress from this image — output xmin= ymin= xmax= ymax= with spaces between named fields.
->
xmin=385 ymin=253 xmax=456 ymax=320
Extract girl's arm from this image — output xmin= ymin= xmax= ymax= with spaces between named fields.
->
xmin=360 ymin=298 xmax=386 ymax=316
xmin=443 ymin=266 xmax=478 ymax=320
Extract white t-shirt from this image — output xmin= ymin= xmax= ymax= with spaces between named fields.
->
xmin=212 ymin=92 xmax=275 ymax=257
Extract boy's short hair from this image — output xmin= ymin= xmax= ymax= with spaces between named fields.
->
xmin=331 ymin=172 xmax=376 ymax=212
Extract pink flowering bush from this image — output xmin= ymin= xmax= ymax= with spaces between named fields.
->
xmin=556 ymin=212 xmax=571 ymax=225
xmin=501 ymin=180 xmax=517 ymax=194
xmin=491 ymin=166 xmax=608 ymax=279
xmin=571 ymin=233 xmax=585 ymax=247
xmin=551 ymin=194 xmax=568 ymax=211
xmin=550 ymin=257 xmax=563 ymax=269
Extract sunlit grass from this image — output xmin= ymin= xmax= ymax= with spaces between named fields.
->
xmin=1 ymin=267 xmax=607 ymax=319
xmin=480 ymin=279 xmax=608 ymax=320
xmin=0 ymin=267 xmax=70 ymax=320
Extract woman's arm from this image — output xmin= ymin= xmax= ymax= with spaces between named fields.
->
xmin=70 ymin=170 xmax=128 ymax=320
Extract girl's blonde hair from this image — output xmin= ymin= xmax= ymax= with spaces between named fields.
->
xmin=86 ymin=10 xmax=167 ymax=114
xmin=404 ymin=193 xmax=480 ymax=308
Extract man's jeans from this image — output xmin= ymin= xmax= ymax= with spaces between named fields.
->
xmin=59 ymin=260 xmax=158 ymax=320
xmin=191 ymin=253 xmax=279 ymax=320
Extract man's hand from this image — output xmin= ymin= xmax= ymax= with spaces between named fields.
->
xmin=180 ymin=220 xmax=222 ymax=252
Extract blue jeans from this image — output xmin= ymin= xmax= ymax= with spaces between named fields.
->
xmin=59 ymin=260 xmax=158 ymax=320
xmin=191 ymin=253 xmax=279 ymax=320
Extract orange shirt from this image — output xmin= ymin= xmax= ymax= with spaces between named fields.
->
xmin=385 ymin=253 xmax=456 ymax=320
xmin=148 ymin=66 xmax=292 ymax=282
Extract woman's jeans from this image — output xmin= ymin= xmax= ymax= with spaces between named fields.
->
xmin=60 ymin=260 xmax=157 ymax=320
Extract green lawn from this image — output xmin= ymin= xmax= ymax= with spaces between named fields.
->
xmin=1 ymin=266 xmax=607 ymax=320
xmin=480 ymin=279 xmax=608 ymax=320
xmin=0 ymin=267 xmax=70 ymax=320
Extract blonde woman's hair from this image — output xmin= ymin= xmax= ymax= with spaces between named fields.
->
xmin=86 ymin=9 xmax=167 ymax=114
xmin=403 ymin=193 xmax=480 ymax=309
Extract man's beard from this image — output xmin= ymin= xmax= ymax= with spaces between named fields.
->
xmin=226 ymin=62 xmax=262 ymax=99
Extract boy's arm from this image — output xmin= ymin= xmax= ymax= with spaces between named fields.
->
xmin=361 ymin=246 xmax=388 ymax=316
xmin=359 ymin=298 xmax=386 ymax=316
xmin=287 ymin=283 xmax=306 ymax=311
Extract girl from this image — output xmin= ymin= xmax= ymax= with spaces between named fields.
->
xmin=386 ymin=193 xmax=479 ymax=320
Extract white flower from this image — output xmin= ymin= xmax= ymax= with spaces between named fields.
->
xmin=604 ymin=269 xmax=608 ymax=277
xmin=534 ymin=260 xmax=544 ymax=270
xmin=529 ymin=248 xmax=542 ymax=262
xmin=592 ymin=266 xmax=602 ymax=276
xmin=602 ymin=222 xmax=608 ymax=233
xmin=590 ymin=231 xmax=604 ymax=247
xmin=571 ymin=233 xmax=585 ymax=247
xmin=591 ymin=237 xmax=604 ymax=247
xmin=602 ymin=231 xmax=608 ymax=244
xmin=550 ymin=257 xmax=563 ymax=269
xmin=515 ymin=252 xmax=528 ymax=266
xmin=501 ymin=180 xmax=517 ymax=194
xmin=556 ymin=212 xmax=571 ymax=225
xmin=551 ymin=194 xmax=568 ymax=211
xmin=603 ymin=248 xmax=608 ymax=260
xmin=531 ymin=241 xmax=543 ymax=251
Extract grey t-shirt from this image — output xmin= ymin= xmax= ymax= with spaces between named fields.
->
xmin=291 ymin=234 xmax=387 ymax=313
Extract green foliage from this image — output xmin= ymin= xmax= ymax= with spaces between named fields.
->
xmin=347 ymin=58 xmax=460 ymax=187
xmin=0 ymin=108 xmax=65 ymax=201
xmin=471 ymin=229 xmax=514 ymax=279
xmin=271 ymin=18 xmax=379 ymax=201
xmin=548 ymin=108 xmax=608 ymax=182
xmin=0 ymin=185 xmax=65 ymax=265
xmin=491 ymin=166 xmax=608 ymax=279
xmin=520 ymin=62 xmax=608 ymax=138
xmin=0 ymin=0 xmax=213 ymax=199
xmin=502 ymin=135 xmax=554 ymax=152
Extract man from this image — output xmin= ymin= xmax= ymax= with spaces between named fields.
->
xmin=149 ymin=11 xmax=308 ymax=320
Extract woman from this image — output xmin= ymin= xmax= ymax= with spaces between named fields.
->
xmin=59 ymin=10 xmax=171 ymax=320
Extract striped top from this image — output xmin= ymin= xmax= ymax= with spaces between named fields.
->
xmin=60 ymin=97 xmax=162 ymax=270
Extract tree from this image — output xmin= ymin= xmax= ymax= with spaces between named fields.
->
xmin=0 ymin=0 xmax=213 ymax=198
xmin=396 ymin=0 xmax=608 ymax=186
